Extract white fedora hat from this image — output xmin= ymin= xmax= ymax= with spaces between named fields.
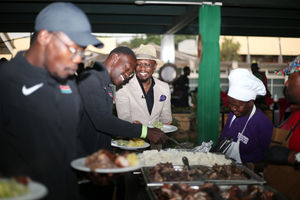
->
xmin=134 ymin=44 xmax=164 ymax=68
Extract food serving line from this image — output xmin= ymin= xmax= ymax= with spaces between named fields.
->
xmin=71 ymin=125 xmax=288 ymax=200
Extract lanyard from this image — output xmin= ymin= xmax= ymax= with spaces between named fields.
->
xmin=229 ymin=105 xmax=256 ymax=137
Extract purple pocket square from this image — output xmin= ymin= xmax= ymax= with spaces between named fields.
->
xmin=160 ymin=95 xmax=166 ymax=101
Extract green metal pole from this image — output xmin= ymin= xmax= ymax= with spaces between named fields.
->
xmin=197 ymin=5 xmax=221 ymax=145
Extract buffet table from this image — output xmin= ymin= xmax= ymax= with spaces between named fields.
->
xmin=71 ymin=122 xmax=289 ymax=200
xmin=74 ymin=147 xmax=289 ymax=200
xmin=129 ymin=150 xmax=287 ymax=200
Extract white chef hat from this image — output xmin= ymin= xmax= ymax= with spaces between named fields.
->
xmin=228 ymin=68 xmax=266 ymax=101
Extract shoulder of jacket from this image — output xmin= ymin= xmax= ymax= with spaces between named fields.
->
xmin=116 ymin=78 xmax=135 ymax=94
xmin=252 ymin=109 xmax=272 ymax=125
xmin=154 ymin=77 xmax=169 ymax=87
xmin=126 ymin=76 xmax=140 ymax=89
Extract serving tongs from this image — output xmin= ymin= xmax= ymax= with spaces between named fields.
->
xmin=219 ymin=138 xmax=233 ymax=153
xmin=210 ymin=137 xmax=233 ymax=154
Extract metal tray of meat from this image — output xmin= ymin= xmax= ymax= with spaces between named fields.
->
xmin=141 ymin=165 xmax=205 ymax=187
xmin=197 ymin=164 xmax=266 ymax=185
xmin=146 ymin=183 xmax=289 ymax=200
xmin=142 ymin=164 xmax=265 ymax=187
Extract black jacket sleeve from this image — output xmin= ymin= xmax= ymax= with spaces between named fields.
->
xmin=77 ymin=69 xmax=142 ymax=138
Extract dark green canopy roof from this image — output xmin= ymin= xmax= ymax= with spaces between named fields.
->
xmin=0 ymin=0 xmax=299 ymax=37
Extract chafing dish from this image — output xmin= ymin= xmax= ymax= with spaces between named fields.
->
xmin=146 ymin=183 xmax=289 ymax=200
xmin=142 ymin=163 xmax=265 ymax=187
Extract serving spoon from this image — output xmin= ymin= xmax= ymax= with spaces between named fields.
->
xmin=182 ymin=156 xmax=191 ymax=170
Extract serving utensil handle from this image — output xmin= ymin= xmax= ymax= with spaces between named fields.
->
xmin=182 ymin=156 xmax=191 ymax=170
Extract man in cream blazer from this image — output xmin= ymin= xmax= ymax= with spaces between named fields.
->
xmin=116 ymin=75 xmax=172 ymax=125
xmin=115 ymin=44 xmax=172 ymax=127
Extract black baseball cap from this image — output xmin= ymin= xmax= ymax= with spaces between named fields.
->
xmin=35 ymin=2 xmax=103 ymax=48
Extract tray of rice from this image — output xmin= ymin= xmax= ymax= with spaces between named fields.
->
xmin=139 ymin=149 xmax=232 ymax=167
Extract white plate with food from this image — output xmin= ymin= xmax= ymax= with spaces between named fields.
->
xmin=148 ymin=124 xmax=178 ymax=133
xmin=111 ymin=139 xmax=150 ymax=150
xmin=71 ymin=157 xmax=142 ymax=173
xmin=0 ymin=178 xmax=47 ymax=200
xmin=161 ymin=125 xmax=178 ymax=133
xmin=71 ymin=150 xmax=142 ymax=173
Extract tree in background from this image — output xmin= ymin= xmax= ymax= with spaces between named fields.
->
xmin=120 ymin=35 xmax=240 ymax=61
xmin=220 ymin=37 xmax=241 ymax=61
xmin=119 ymin=34 xmax=161 ymax=48
xmin=119 ymin=34 xmax=196 ymax=49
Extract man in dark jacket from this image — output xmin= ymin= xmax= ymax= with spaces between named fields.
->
xmin=0 ymin=2 xmax=102 ymax=200
xmin=77 ymin=46 xmax=167 ymax=154
xmin=172 ymin=66 xmax=190 ymax=107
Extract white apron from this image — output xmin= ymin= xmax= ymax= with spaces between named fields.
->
xmin=225 ymin=105 xmax=256 ymax=163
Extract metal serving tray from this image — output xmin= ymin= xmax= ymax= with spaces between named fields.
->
xmin=142 ymin=164 xmax=265 ymax=187
xmin=200 ymin=164 xmax=266 ymax=185
xmin=146 ymin=184 xmax=289 ymax=200
xmin=141 ymin=165 xmax=205 ymax=187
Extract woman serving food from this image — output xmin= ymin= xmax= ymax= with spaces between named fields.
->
xmin=219 ymin=68 xmax=273 ymax=164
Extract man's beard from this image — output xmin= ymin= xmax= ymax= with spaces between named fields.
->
xmin=136 ymin=74 xmax=150 ymax=83
xmin=139 ymin=78 xmax=150 ymax=83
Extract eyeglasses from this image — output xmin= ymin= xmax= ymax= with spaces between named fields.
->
xmin=52 ymin=33 xmax=94 ymax=62
xmin=136 ymin=63 xmax=154 ymax=68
